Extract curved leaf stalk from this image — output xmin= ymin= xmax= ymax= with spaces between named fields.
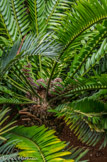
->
xmin=34 ymin=0 xmax=39 ymax=35
xmin=63 ymin=84 xmax=107 ymax=97
xmin=33 ymin=0 xmax=42 ymax=75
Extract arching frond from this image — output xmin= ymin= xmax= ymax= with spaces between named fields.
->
xmin=0 ymin=38 xmax=21 ymax=76
xmin=56 ymin=0 xmax=107 ymax=48
xmin=7 ymin=125 xmax=75 ymax=162
xmin=46 ymin=0 xmax=107 ymax=94
xmin=0 ymin=97 xmax=36 ymax=105
xmin=0 ymin=83 xmax=36 ymax=105
xmin=58 ymin=75 xmax=107 ymax=99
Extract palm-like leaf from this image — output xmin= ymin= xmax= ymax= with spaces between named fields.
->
xmin=0 ymin=33 xmax=60 ymax=77
xmin=80 ymin=38 xmax=107 ymax=76
xmin=65 ymin=27 xmax=107 ymax=80
xmin=46 ymin=0 xmax=72 ymax=29
xmin=47 ymin=0 xmax=107 ymax=95
xmin=56 ymin=0 xmax=107 ymax=46
xmin=0 ymin=0 xmax=18 ymax=42
xmin=0 ymin=83 xmax=36 ymax=105
xmin=28 ymin=0 xmax=46 ymax=34
xmin=50 ymin=75 xmax=107 ymax=102
xmin=9 ymin=0 xmax=30 ymax=36
xmin=7 ymin=125 xmax=74 ymax=162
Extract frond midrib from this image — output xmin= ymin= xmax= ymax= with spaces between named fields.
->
xmin=34 ymin=0 xmax=39 ymax=35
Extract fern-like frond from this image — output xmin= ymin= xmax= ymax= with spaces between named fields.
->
xmin=65 ymin=146 xmax=88 ymax=162
xmin=80 ymin=38 xmax=107 ymax=76
xmin=0 ymin=97 xmax=36 ymax=105
xmin=46 ymin=0 xmax=71 ymax=29
xmin=0 ymin=84 xmax=36 ymax=105
xmin=0 ymin=38 xmax=21 ymax=76
xmin=0 ymin=0 xmax=19 ymax=42
xmin=7 ymin=125 xmax=74 ymax=162
xmin=27 ymin=0 xmax=46 ymax=34
xmin=9 ymin=0 xmax=30 ymax=36
xmin=46 ymin=0 xmax=107 ymax=95
xmin=57 ymin=75 xmax=107 ymax=99
xmin=56 ymin=0 xmax=107 ymax=48
xmin=66 ymin=27 xmax=107 ymax=79
xmin=0 ymin=36 xmax=12 ymax=49
xmin=0 ymin=33 xmax=60 ymax=76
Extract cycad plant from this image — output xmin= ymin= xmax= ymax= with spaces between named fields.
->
xmin=0 ymin=0 xmax=107 ymax=160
